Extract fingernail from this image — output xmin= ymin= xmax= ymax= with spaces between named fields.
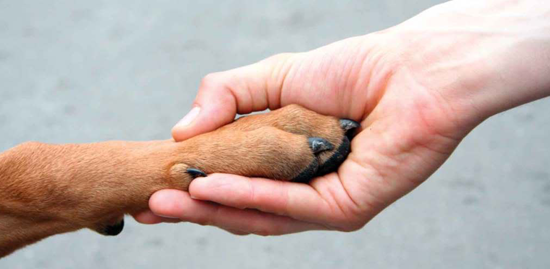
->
xmin=175 ymin=106 xmax=200 ymax=128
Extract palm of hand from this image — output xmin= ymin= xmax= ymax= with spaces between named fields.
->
xmin=244 ymin=34 xmax=463 ymax=229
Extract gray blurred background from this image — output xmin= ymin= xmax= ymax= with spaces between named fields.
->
xmin=1 ymin=0 xmax=549 ymax=268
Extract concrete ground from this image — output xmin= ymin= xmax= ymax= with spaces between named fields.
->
xmin=1 ymin=0 xmax=549 ymax=268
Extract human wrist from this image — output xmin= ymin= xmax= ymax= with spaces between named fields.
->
xmin=389 ymin=0 xmax=550 ymax=128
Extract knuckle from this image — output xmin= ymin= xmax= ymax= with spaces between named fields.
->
xmin=199 ymin=73 xmax=222 ymax=89
xmin=245 ymin=179 xmax=257 ymax=206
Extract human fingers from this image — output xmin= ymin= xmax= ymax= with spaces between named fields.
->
xmin=187 ymin=173 xmax=369 ymax=231
xmin=172 ymin=54 xmax=297 ymax=142
xmin=148 ymin=189 xmax=329 ymax=235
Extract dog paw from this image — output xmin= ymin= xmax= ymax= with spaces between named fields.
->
xmin=173 ymin=105 xmax=360 ymax=183
xmin=234 ymin=104 xmax=360 ymax=182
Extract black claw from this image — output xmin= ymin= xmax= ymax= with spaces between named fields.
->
xmin=308 ymin=137 xmax=334 ymax=154
xmin=187 ymin=168 xmax=207 ymax=178
xmin=340 ymin=119 xmax=360 ymax=133
xmin=103 ymin=219 xmax=124 ymax=236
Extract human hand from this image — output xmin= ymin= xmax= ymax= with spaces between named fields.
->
xmin=134 ymin=33 xmax=469 ymax=234
xmin=134 ymin=0 xmax=550 ymax=234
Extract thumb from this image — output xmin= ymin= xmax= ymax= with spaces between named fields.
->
xmin=171 ymin=53 xmax=297 ymax=142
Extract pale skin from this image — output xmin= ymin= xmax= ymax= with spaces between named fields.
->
xmin=134 ymin=0 xmax=550 ymax=235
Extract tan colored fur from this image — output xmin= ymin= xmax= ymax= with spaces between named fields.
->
xmin=0 ymin=105 xmax=346 ymax=257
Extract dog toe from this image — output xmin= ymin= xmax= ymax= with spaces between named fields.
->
xmin=316 ymin=136 xmax=351 ymax=176
xmin=292 ymin=137 xmax=334 ymax=183
xmin=314 ymin=119 xmax=359 ymax=176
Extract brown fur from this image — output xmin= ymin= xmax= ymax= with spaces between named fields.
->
xmin=0 ymin=104 xmax=347 ymax=257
